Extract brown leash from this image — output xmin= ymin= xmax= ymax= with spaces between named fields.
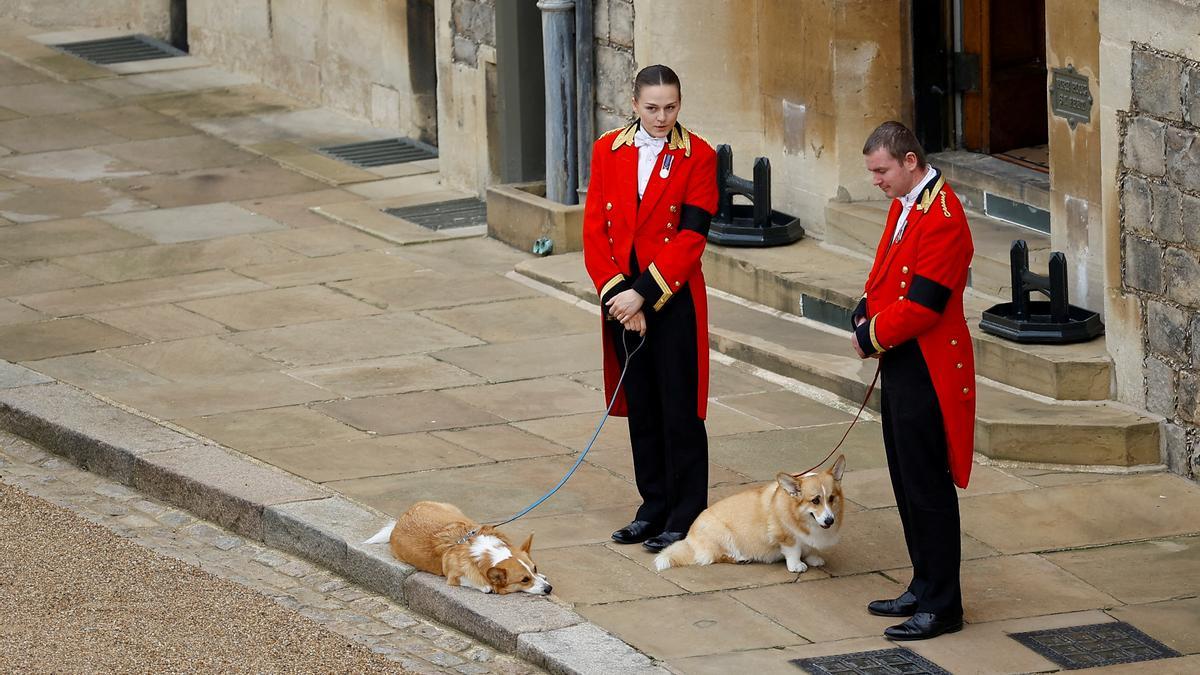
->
xmin=792 ymin=362 xmax=881 ymax=477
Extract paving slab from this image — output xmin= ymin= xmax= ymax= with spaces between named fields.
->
xmin=713 ymin=390 xmax=857 ymax=429
xmin=316 ymin=196 xmax=487 ymax=246
xmin=253 ymin=223 xmax=392 ymax=257
xmin=0 ymin=56 xmax=47 ymax=85
xmin=960 ymin=473 xmax=1200 ymax=554
xmin=0 ymin=181 xmax=153 ymax=223
xmin=105 ymin=336 xmax=279 ymax=380
xmin=179 ymin=285 xmax=381 ymax=330
xmin=106 ymin=371 xmax=334 ymax=419
xmin=434 ymin=334 xmax=601 ymax=384
xmin=225 ymin=312 xmax=482 ymax=366
xmin=0 ymin=217 xmax=150 ymax=261
xmin=1108 ymin=596 xmax=1200 ymax=655
xmin=138 ymin=84 xmax=308 ymax=122
xmin=1081 ymin=654 xmax=1200 ymax=673
xmin=98 ymin=134 xmax=259 ymax=173
xmin=579 ymin=592 xmax=805 ymax=659
xmin=235 ymin=188 xmax=366 ymax=229
xmin=0 ymin=114 xmax=126 ymax=153
xmin=262 ymin=494 xmax=391 ymax=578
xmin=0 ymin=81 xmax=120 ymax=115
xmin=233 ymin=249 xmax=418 ymax=287
xmin=516 ymin=622 xmax=670 ymax=675
xmin=248 ymin=140 xmax=379 ymax=184
xmin=708 ymin=361 xmax=786 ymax=397
xmin=443 ymin=376 xmax=604 ymax=422
xmin=394 ymin=237 xmax=536 ymax=275
xmin=901 ymin=609 xmax=1110 ymax=675
xmin=514 ymin=412 xmax=633 ymax=457
xmin=326 ymin=456 xmax=640 ymax=523
xmin=667 ymin=636 xmax=892 ymax=675
xmin=84 ymin=66 xmax=258 ymax=98
xmin=0 ymin=261 xmax=98 ymax=297
xmin=0 ymin=317 xmax=144 ymax=361
xmin=515 ymin=505 xmax=647 ymax=550
xmin=708 ymin=423 xmax=888 ymax=481
xmin=0 ymin=359 xmax=52 ymax=388
xmin=1042 ymin=536 xmax=1200 ymax=604
xmin=286 ymin=354 xmax=484 ymax=397
xmin=25 ymin=352 xmax=169 ymax=392
xmin=332 ymin=271 xmax=538 ymax=312
xmin=104 ymin=160 xmax=329 ymax=209
xmin=56 ymin=233 xmax=302 ymax=283
xmin=0 ymin=148 xmax=148 ymax=186
xmin=731 ymin=573 xmax=908 ymax=642
xmin=889 ymin=553 xmax=1120 ymax=623
xmin=101 ymin=202 xmax=287 ymax=244
xmin=610 ymin=539 xmax=818 ymax=592
xmin=0 ymin=298 xmax=43 ymax=325
xmin=844 ymin=465 xmax=1036 ymax=510
xmin=16 ymin=269 xmax=270 ymax=316
xmin=73 ymin=105 xmax=196 ymax=140
xmin=248 ymin=433 xmax=491 ymax=483
xmin=87 ymin=304 xmax=231 ymax=340
xmin=173 ymin=405 xmax=367 ymax=452
xmin=817 ymin=507 xmax=995 ymax=577
xmin=532 ymin=544 xmax=686 ymax=605
xmin=318 ymin=390 xmax=506 ymax=434
xmin=422 ymin=297 xmax=597 ymax=344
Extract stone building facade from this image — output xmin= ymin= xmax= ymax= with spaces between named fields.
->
xmin=1118 ymin=45 xmax=1200 ymax=477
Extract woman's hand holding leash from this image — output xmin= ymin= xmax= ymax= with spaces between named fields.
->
xmin=606 ymin=289 xmax=644 ymax=323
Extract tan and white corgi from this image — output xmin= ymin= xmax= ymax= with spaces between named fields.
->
xmin=365 ymin=501 xmax=551 ymax=595
xmin=655 ymin=455 xmax=846 ymax=573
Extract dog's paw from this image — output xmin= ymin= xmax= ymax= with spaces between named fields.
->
xmin=786 ymin=559 xmax=809 ymax=573
xmin=654 ymin=554 xmax=671 ymax=572
xmin=804 ymin=554 xmax=825 ymax=567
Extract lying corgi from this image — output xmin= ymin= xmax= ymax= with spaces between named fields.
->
xmin=365 ymin=501 xmax=551 ymax=595
xmin=655 ymin=455 xmax=846 ymax=573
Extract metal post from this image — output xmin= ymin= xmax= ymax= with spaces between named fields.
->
xmin=1011 ymin=240 xmax=1029 ymax=320
xmin=752 ymin=158 xmax=771 ymax=226
xmin=575 ymin=0 xmax=594 ymax=193
xmin=538 ymin=0 xmax=578 ymax=205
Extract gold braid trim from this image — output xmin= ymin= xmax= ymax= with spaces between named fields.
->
xmin=648 ymin=263 xmax=673 ymax=311
xmin=868 ymin=316 xmax=886 ymax=354
xmin=600 ymin=274 xmax=625 ymax=300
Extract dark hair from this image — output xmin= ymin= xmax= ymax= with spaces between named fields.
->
xmin=862 ymin=121 xmax=926 ymax=169
xmin=634 ymin=64 xmax=681 ymax=100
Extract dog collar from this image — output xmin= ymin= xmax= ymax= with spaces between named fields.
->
xmin=456 ymin=528 xmax=480 ymax=545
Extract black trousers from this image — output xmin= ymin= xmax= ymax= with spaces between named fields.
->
xmin=606 ymin=283 xmax=708 ymax=533
xmin=880 ymin=339 xmax=963 ymax=617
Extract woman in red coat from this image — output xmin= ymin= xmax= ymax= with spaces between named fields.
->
xmin=582 ymin=65 xmax=718 ymax=552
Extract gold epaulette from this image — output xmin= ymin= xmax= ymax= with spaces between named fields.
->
xmin=915 ymin=175 xmax=946 ymax=214
xmin=608 ymin=122 xmax=638 ymax=151
xmin=608 ymin=122 xmax=696 ymax=157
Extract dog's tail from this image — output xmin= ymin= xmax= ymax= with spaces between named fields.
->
xmin=654 ymin=539 xmax=695 ymax=572
xmin=364 ymin=521 xmax=396 ymax=545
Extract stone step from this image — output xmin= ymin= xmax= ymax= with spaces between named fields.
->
xmin=930 ymin=150 xmax=1051 ymax=229
xmin=697 ymin=239 xmax=1112 ymax=401
xmin=824 ymin=198 xmax=1053 ymax=299
xmin=513 ymin=253 xmax=1159 ymax=468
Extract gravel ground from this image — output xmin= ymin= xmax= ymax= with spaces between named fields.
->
xmin=0 ymin=480 xmax=403 ymax=674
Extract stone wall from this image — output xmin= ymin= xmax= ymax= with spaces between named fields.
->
xmin=593 ymin=0 xmax=635 ymax=135
xmin=450 ymin=0 xmax=493 ymax=67
xmin=1118 ymin=43 xmax=1200 ymax=478
xmin=0 ymin=0 xmax=170 ymax=37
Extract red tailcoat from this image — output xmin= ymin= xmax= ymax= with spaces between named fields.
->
xmin=582 ymin=122 xmax=718 ymax=419
xmin=853 ymin=173 xmax=976 ymax=488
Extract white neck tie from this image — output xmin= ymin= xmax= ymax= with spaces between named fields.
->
xmin=634 ymin=126 xmax=666 ymax=198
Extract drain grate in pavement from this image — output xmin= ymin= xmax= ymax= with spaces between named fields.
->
xmin=1009 ymin=621 xmax=1181 ymax=670
xmin=52 ymin=34 xmax=186 ymax=65
xmin=319 ymin=137 xmax=437 ymax=168
xmin=792 ymin=648 xmax=949 ymax=674
xmin=384 ymin=198 xmax=487 ymax=231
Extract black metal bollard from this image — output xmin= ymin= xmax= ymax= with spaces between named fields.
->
xmin=980 ymin=240 xmax=1103 ymax=344
xmin=708 ymin=145 xmax=805 ymax=247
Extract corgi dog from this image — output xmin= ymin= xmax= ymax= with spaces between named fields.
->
xmin=655 ymin=455 xmax=846 ymax=573
xmin=365 ymin=501 xmax=551 ymax=595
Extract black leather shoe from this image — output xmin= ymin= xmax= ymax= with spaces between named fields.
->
xmin=883 ymin=612 xmax=963 ymax=641
xmin=642 ymin=531 xmax=686 ymax=552
xmin=611 ymin=520 xmax=658 ymax=544
xmin=867 ymin=591 xmax=919 ymax=617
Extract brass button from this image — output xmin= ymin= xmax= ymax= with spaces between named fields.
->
xmin=606 ymin=220 xmax=611 ymax=227
xmin=664 ymin=237 xmax=670 ymax=243
xmin=900 ymin=281 xmax=907 ymax=288
xmin=674 ymin=281 xmax=681 ymax=287
xmin=898 ymin=295 xmax=905 ymax=300
xmin=950 ymin=339 xmax=958 ymax=346
xmin=608 ymin=237 xmax=613 ymax=244
xmin=667 ymin=223 xmax=674 ymax=229
xmin=606 ymin=202 xmax=613 ymax=210
xmin=902 ymin=266 xmax=909 ymax=274
xmin=962 ymin=387 xmax=970 ymax=394
xmin=670 ymin=205 xmax=678 ymax=213
xmin=956 ymin=362 xmax=963 ymax=369
xmin=610 ymin=256 xmax=616 ymax=262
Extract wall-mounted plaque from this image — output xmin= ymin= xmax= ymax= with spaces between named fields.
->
xmin=1050 ymin=65 xmax=1093 ymax=128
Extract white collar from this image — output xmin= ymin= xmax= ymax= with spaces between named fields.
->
xmin=900 ymin=165 xmax=938 ymax=208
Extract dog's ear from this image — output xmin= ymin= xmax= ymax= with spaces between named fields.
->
xmin=520 ymin=533 xmax=534 ymax=553
xmin=777 ymin=472 xmax=801 ymax=496
xmin=831 ymin=454 xmax=846 ymax=481
xmin=486 ymin=566 xmax=507 ymax=587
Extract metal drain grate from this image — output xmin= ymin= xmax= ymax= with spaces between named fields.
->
xmin=319 ymin=138 xmax=438 ymax=168
xmin=1009 ymin=621 xmax=1181 ymax=670
xmin=793 ymin=648 xmax=949 ymax=674
xmin=53 ymin=34 xmax=186 ymax=65
xmin=384 ymin=198 xmax=487 ymax=231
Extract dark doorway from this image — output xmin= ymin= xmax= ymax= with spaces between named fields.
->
xmin=169 ymin=0 xmax=188 ymax=52
xmin=911 ymin=0 xmax=954 ymax=152
xmin=407 ymin=0 xmax=438 ymax=146
xmin=494 ymin=1 xmax=545 ymax=183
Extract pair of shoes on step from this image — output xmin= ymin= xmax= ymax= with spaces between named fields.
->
xmin=867 ymin=591 xmax=963 ymax=641
xmin=610 ymin=520 xmax=685 ymax=551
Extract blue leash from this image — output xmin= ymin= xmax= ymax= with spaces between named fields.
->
xmin=459 ymin=330 xmax=646 ymax=542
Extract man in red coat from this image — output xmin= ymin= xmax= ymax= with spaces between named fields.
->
xmin=853 ymin=121 xmax=976 ymax=641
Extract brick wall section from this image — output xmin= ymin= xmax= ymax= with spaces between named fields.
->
xmin=593 ymin=0 xmax=635 ymax=135
xmin=451 ymin=0 xmax=494 ymax=67
xmin=1120 ymin=43 xmax=1200 ymax=479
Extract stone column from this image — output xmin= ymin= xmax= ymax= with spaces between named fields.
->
xmin=538 ymin=0 xmax=578 ymax=205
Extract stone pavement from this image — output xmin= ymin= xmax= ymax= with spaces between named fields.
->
xmin=1 ymin=19 xmax=1199 ymax=675
xmin=0 ymin=429 xmax=540 ymax=675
